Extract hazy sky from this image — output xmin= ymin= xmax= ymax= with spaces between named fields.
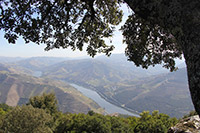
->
xmin=0 ymin=4 xmax=131 ymax=58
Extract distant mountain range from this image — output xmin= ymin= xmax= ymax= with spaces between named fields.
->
xmin=0 ymin=54 xmax=191 ymax=117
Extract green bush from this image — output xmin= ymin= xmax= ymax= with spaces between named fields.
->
xmin=134 ymin=110 xmax=178 ymax=133
xmin=1 ymin=105 xmax=53 ymax=133
xmin=0 ymin=94 xmax=178 ymax=133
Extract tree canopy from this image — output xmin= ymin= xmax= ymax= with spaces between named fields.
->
xmin=0 ymin=0 xmax=183 ymax=71
xmin=0 ymin=0 xmax=122 ymax=57
xmin=1 ymin=105 xmax=53 ymax=133
xmin=27 ymin=92 xmax=58 ymax=115
xmin=0 ymin=94 xmax=178 ymax=132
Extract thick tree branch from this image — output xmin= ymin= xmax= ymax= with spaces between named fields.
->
xmin=123 ymin=0 xmax=151 ymax=19
xmin=81 ymin=0 xmax=95 ymax=19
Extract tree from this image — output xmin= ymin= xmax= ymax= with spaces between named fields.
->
xmin=0 ymin=103 xmax=12 ymax=131
xmin=1 ymin=105 xmax=53 ymax=133
xmin=109 ymin=116 xmax=131 ymax=133
xmin=27 ymin=93 xmax=58 ymax=115
xmin=0 ymin=0 xmax=200 ymax=116
xmin=56 ymin=113 xmax=112 ymax=133
xmin=134 ymin=110 xmax=177 ymax=133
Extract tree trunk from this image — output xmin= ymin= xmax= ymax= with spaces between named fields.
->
xmin=182 ymin=28 xmax=200 ymax=116
xmin=184 ymin=49 xmax=200 ymax=116
xmin=178 ymin=1 xmax=200 ymax=116
xmin=124 ymin=0 xmax=200 ymax=116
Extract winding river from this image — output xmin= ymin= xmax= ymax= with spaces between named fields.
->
xmin=70 ymin=83 xmax=139 ymax=117
xmin=32 ymin=71 xmax=139 ymax=116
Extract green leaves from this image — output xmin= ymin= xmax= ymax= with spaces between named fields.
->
xmin=27 ymin=93 xmax=58 ymax=115
xmin=1 ymin=105 xmax=53 ymax=133
xmin=134 ymin=110 xmax=178 ymax=133
xmin=0 ymin=0 xmax=187 ymax=71
xmin=0 ymin=95 xmax=178 ymax=133
xmin=0 ymin=0 xmax=123 ymax=57
xmin=121 ymin=14 xmax=182 ymax=71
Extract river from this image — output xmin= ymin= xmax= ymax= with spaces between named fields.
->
xmin=70 ymin=83 xmax=139 ymax=117
xmin=32 ymin=71 xmax=139 ymax=116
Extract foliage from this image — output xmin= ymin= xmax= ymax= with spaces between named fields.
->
xmin=0 ymin=0 xmax=192 ymax=71
xmin=109 ymin=116 xmax=130 ymax=133
xmin=0 ymin=0 xmax=122 ymax=56
xmin=0 ymin=103 xmax=12 ymax=130
xmin=27 ymin=92 xmax=58 ymax=115
xmin=127 ymin=116 xmax=139 ymax=132
xmin=54 ymin=110 xmax=178 ymax=133
xmin=0 ymin=103 xmax=12 ymax=112
xmin=0 ymin=103 xmax=12 ymax=117
xmin=0 ymin=94 xmax=179 ymax=133
xmin=134 ymin=110 xmax=178 ymax=133
xmin=0 ymin=0 xmax=199 ymax=129
xmin=183 ymin=110 xmax=198 ymax=119
xmin=56 ymin=113 xmax=111 ymax=133
xmin=0 ymin=105 xmax=53 ymax=133
xmin=0 ymin=108 xmax=6 ymax=116
xmin=121 ymin=14 xmax=182 ymax=71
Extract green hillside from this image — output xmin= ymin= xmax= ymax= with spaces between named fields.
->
xmin=0 ymin=68 xmax=104 ymax=114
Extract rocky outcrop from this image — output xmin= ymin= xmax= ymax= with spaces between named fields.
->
xmin=168 ymin=115 xmax=200 ymax=133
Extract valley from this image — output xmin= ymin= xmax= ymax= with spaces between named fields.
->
xmin=0 ymin=63 xmax=104 ymax=114
xmin=0 ymin=54 xmax=193 ymax=118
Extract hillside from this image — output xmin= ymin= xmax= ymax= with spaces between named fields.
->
xmin=42 ymin=59 xmax=139 ymax=87
xmin=110 ymin=68 xmax=193 ymax=118
xmin=96 ymin=54 xmax=170 ymax=76
xmin=0 ymin=55 xmax=191 ymax=117
xmin=41 ymin=56 xmax=192 ymax=117
xmin=0 ymin=67 xmax=103 ymax=114
xmin=104 ymin=68 xmax=193 ymax=118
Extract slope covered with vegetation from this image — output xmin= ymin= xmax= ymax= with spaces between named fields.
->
xmin=0 ymin=93 xmax=178 ymax=133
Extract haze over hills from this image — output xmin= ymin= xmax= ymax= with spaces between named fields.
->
xmin=111 ymin=68 xmax=193 ymax=118
xmin=13 ymin=57 xmax=71 ymax=71
xmin=0 ymin=63 xmax=103 ymax=114
xmin=0 ymin=54 xmax=191 ymax=117
xmin=0 ymin=57 xmax=24 ymax=63
xmin=96 ymin=54 xmax=177 ymax=76
xmin=42 ymin=59 xmax=140 ymax=87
